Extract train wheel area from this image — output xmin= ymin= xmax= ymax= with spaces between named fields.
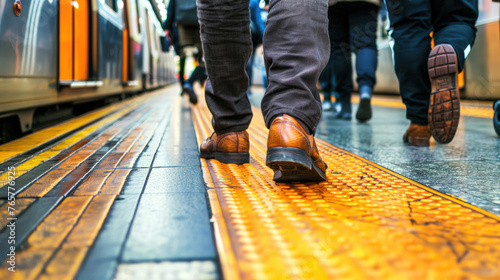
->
xmin=0 ymin=85 xmax=499 ymax=279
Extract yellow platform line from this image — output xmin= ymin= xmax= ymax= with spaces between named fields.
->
xmin=15 ymin=93 xmax=172 ymax=198
xmin=0 ymin=89 xmax=166 ymax=187
xmin=0 ymin=88 xmax=179 ymax=280
xmin=0 ymin=198 xmax=34 ymax=228
xmin=0 ymin=89 xmax=161 ymax=164
xmin=192 ymin=97 xmax=500 ymax=280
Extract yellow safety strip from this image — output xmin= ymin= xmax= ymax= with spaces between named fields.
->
xmin=193 ymin=96 xmax=500 ymax=280
xmin=0 ymin=88 xmax=178 ymax=280
xmin=0 ymin=198 xmax=34 ymax=228
xmin=0 ymin=90 xmax=162 ymax=188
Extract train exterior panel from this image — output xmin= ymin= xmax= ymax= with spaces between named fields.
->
xmin=0 ymin=0 xmax=175 ymax=133
xmin=0 ymin=0 xmax=59 ymax=118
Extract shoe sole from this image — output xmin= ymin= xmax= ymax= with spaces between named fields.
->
xmin=428 ymin=44 xmax=460 ymax=144
xmin=266 ymin=147 xmax=326 ymax=182
xmin=494 ymin=101 xmax=500 ymax=137
xmin=200 ymin=152 xmax=249 ymax=164
xmin=183 ymin=87 xmax=198 ymax=105
xmin=356 ymin=99 xmax=372 ymax=122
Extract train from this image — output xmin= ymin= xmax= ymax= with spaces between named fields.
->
xmin=0 ymin=0 xmax=176 ymax=142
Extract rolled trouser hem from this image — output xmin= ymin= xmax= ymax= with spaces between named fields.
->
xmin=215 ymin=125 xmax=250 ymax=135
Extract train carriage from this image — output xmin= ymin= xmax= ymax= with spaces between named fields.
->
xmin=0 ymin=0 xmax=175 ymax=142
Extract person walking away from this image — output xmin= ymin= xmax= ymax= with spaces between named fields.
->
xmin=385 ymin=0 xmax=478 ymax=145
xmin=328 ymin=0 xmax=380 ymax=122
xmin=164 ymin=0 xmax=204 ymax=104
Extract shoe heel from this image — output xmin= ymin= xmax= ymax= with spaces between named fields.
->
xmin=266 ymin=147 xmax=312 ymax=170
xmin=409 ymin=136 xmax=430 ymax=146
xmin=266 ymin=148 xmax=326 ymax=182
xmin=494 ymin=101 xmax=500 ymax=136
xmin=214 ymin=152 xmax=249 ymax=164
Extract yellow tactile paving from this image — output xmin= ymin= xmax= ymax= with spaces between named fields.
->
xmin=192 ymin=96 xmax=500 ymax=280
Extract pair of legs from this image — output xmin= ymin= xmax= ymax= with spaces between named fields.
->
xmin=319 ymin=49 xmax=341 ymax=112
xmin=329 ymin=2 xmax=379 ymax=122
xmin=198 ymin=0 xmax=329 ymax=181
xmin=386 ymin=0 xmax=478 ymax=144
xmin=177 ymin=25 xmax=205 ymax=104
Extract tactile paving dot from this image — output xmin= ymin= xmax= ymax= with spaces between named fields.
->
xmin=192 ymin=99 xmax=500 ymax=280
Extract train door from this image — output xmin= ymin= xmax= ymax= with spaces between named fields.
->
xmin=59 ymin=0 xmax=93 ymax=87
xmin=122 ymin=0 xmax=143 ymax=89
xmin=59 ymin=0 xmax=124 ymax=89
xmin=94 ymin=0 xmax=124 ymax=90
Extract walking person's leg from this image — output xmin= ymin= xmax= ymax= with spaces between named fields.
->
xmin=427 ymin=0 xmax=478 ymax=143
xmin=330 ymin=3 xmax=353 ymax=120
xmin=198 ymin=0 xmax=253 ymax=164
xmin=349 ymin=2 xmax=378 ymax=122
xmin=262 ymin=0 xmax=330 ymax=181
xmin=386 ymin=0 xmax=433 ymax=146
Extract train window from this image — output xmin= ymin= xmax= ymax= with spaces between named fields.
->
xmin=105 ymin=0 xmax=117 ymax=11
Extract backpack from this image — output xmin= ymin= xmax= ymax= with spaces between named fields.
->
xmin=175 ymin=0 xmax=199 ymax=26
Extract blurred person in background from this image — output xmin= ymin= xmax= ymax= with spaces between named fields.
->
xmin=328 ymin=0 xmax=380 ymax=122
xmin=164 ymin=0 xmax=206 ymax=104
xmin=246 ymin=0 xmax=266 ymax=95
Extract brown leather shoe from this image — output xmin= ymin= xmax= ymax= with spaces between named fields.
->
xmin=266 ymin=114 xmax=327 ymax=182
xmin=200 ymin=131 xmax=249 ymax=164
xmin=403 ymin=122 xmax=431 ymax=146
xmin=428 ymin=44 xmax=460 ymax=144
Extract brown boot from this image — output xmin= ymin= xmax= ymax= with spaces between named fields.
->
xmin=428 ymin=44 xmax=460 ymax=144
xmin=200 ymin=131 xmax=249 ymax=164
xmin=266 ymin=114 xmax=327 ymax=182
xmin=403 ymin=122 xmax=431 ymax=146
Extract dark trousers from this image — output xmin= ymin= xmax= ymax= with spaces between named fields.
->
xmin=197 ymin=0 xmax=329 ymax=134
xmin=386 ymin=0 xmax=478 ymax=125
xmin=245 ymin=43 xmax=259 ymax=90
xmin=319 ymin=53 xmax=335 ymax=100
xmin=330 ymin=2 xmax=379 ymax=109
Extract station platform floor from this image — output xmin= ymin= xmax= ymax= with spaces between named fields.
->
xmin=0 ymin=84 xmax=499 ymax=280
